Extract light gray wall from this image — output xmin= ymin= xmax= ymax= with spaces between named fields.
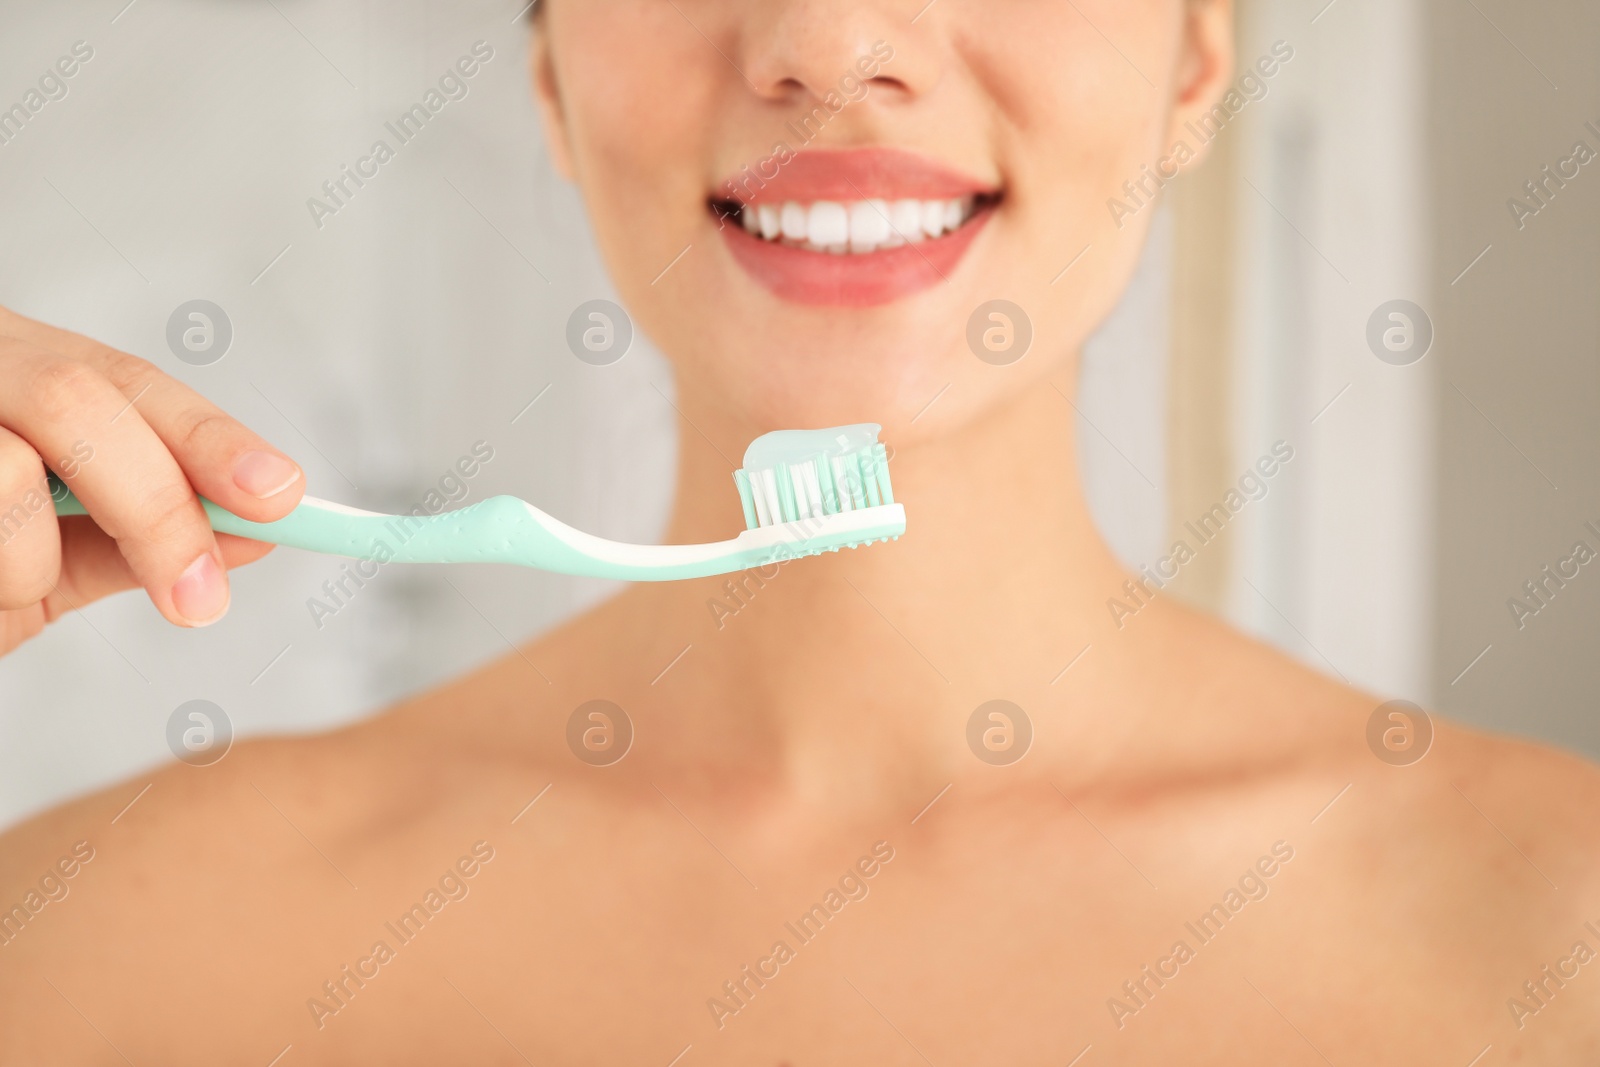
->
xmin=1225 ymin=0 xmax=1434 ymax=705
xmin=1428 ymin=0 xmax=1600 ymax=757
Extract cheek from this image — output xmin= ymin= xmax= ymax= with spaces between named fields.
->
xmin=982 ymin=2 xmax=1178 ymax=255
xmin=558 ymin=6 xmax=720 ymax=294
xmin=879 ymin=4 xmax=1176 ymax=432
xmin=977 ymin=3 xmax=1176 ymax=163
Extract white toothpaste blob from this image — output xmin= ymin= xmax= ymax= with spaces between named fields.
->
xmin=735 ymin=424 xmax=893 ymax=530
xmin=742 ymin=424 xmax=882 ymax=471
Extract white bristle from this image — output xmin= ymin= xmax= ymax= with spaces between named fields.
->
xmin=752 ymin=470 xmax=771 ymax=531
xmin=788 ymin=465 xmax=810 ymax=520
xmin=801 ymin=461 xmax=824 ymax=518
xmin=734 ymin=424 xmax=893 ymax=531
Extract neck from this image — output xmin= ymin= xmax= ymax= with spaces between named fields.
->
xmin=616 ymin=372 xmax=1159 ymax=811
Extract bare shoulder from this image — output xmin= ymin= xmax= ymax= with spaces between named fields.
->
xmin=0 ymin=683 xmax=575 ymax=1061
xmin=1439 ymin=720 xmax=1600 ymax=861
xmin=1228 ymin=603 xmax=1597 ymax=883
xmin=1327 ymin=721 xmax=1600 ymax=1052
xmin=1168 ymin=599 xmax=1600 ymax=849
xmin=1170 ymin=605 xmax=1600 ymax=1049
xmin=0 ymin=686 xmax=551 ymax=907
xmin=0 ymin=596 xmax=627 ymax=962
xmin=1374 ymin=715 xmax=1600 ymax=924
xmin=0 ymin=726 xmax=408 ymax=948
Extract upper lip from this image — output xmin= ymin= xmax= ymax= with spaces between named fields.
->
xmin=714 ymin=146 xmax=1000 ymax=206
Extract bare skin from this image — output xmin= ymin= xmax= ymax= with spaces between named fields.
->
xmin=2 ymin=1 xmax=1599 ymax=1063
xmin=3 ymin=388 xmax=1598 ymax=1065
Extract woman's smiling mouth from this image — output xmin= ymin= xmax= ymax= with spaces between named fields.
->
xmin=711 ymin=147 xmax=1001 ymax=307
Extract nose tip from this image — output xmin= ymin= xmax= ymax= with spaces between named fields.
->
xmin=737 ymin=3 xmax=936 ymax=105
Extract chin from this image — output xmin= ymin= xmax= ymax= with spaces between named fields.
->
xmin=674 ymin=321 xmax=968 ymax=439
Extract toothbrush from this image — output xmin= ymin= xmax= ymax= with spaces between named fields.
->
xmin=49 ymin=424 xmax=905 ymax=581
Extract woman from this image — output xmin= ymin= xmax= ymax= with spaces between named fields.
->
xmin=1 ymin=1 xmax=1597 ymax=1062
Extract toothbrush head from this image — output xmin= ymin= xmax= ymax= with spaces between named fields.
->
xmin=732 ymin=424 xmax=902 ymax=557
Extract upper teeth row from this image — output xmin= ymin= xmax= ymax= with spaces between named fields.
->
xmin=739 ymin=197 xmax=976 ymax=253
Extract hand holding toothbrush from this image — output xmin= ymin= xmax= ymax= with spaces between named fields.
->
xmin=0 ymin=305 xmax=905 ymax=660
xmin=0 ymin=306 xmax=304 ymax=657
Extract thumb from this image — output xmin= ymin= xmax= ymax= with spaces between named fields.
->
xmin=44 ymin=519 xmax=275 ymax=623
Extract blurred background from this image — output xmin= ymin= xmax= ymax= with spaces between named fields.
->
xmin=0 ymin=0 xmax=1594 ymax=830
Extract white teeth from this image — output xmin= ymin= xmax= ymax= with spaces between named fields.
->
xmin=739 ymin=196 xmax=978 ymax=252
xmin=942 ymin=198 xmax=963 ymax=232
xmin=889 ymin=200 xmax=923 ymax=245
xmin=807 ymin=201 xmax=849 ymax=247
xmin=757 ymin=203 xmax=781 ymax=240
xmin=848 ymin=200 xmax=891 ymax=253
xmin=780 ymin=202 xmax=808 ymax=241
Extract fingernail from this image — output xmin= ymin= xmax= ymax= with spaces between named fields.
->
xmin=172 ymin=553 xmax=230 ymax=626
xmin=233 ymin=450 xmax=301 ymax=499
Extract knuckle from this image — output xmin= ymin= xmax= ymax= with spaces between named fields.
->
xmin=28 ymin=358 xmax=109 ymax=424
xmin=0 ymin=471 xmax=50 ymax=550
xmin=0 ymin=556 xmax=56 ymax=611
xmin=0 ymin=437 xmax=45 ymax=494
xmin=131 ymin=479 xmax=204 ymax=550
xmin=173 ymin=409 xmax=237 ymax=456
xmin=0 ymin=489 xmax=46 ymax=541
xmin=0 ymin=582 xmax=54 ymax=614
xmin=98 ymin=350 xmax=159 ymax=395
xmin=0 ymin=330 xmax=48 ymax=352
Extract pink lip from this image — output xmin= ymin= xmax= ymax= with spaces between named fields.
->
xmin=713 ymin=148 xmax=1000 ymax=307
xmin=718 ymin=146 xmax=997 ymax=205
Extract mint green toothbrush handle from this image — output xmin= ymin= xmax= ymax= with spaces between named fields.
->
xmin=50 ymin=488 xmax=459 ymax=562
xmin=48 ymin=486 xmax=907 ymax=578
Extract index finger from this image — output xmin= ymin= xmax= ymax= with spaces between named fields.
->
xmin=0 ymin=307 xmax=305 ymax=523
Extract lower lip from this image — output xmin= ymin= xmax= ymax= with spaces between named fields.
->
xmin=719 ymin=206 xmax=994 ymax=307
